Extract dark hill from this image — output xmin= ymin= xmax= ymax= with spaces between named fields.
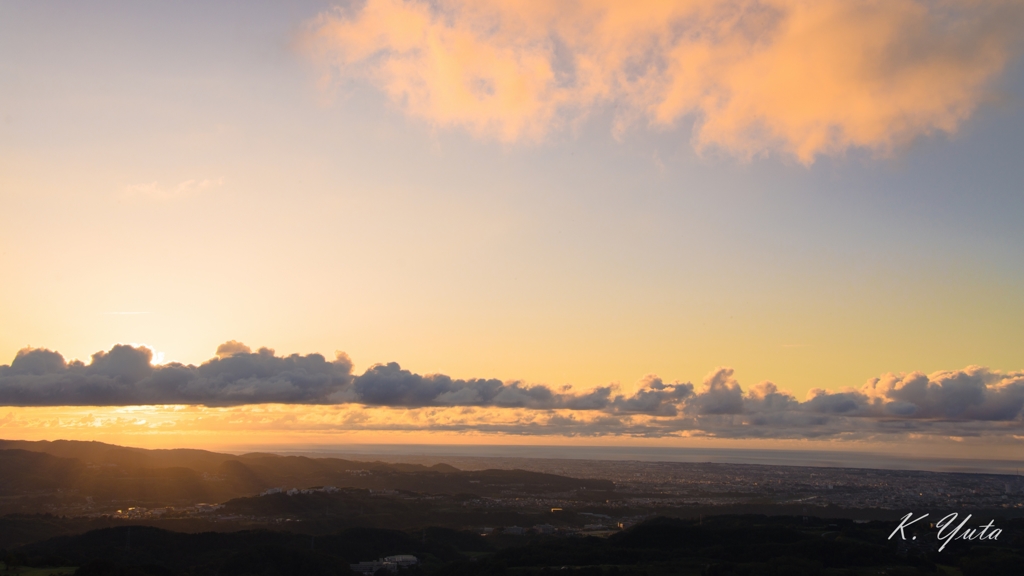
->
xmin=0 ymin=439 xmax=615 ymax=513
xmin=0 ymin=449 xmax=83 ymax=492
xmin=0 ymin=439 xmax=234 ymax=473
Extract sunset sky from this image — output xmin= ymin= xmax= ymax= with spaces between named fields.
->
xmin=1 ymin=0 xmax=1023 ymax=455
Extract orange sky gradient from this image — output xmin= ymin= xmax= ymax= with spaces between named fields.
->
xmin=2 ymin=0 xmax=1023 ymax=458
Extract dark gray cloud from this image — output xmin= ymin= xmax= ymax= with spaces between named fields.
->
xmin=606 ymin=375 xmax=693 ymax=416
xmin=0 ymin=344 xmax=354 ymax=406
xmin=687 ymin=368 xmax=744 ymax=415
xmin=801 ymin=367 xmax=1024 ymax=422
xmin=352 ymin=362 xmax=651 ymax=411
xmin=2 ymin=344 xmax=1022 ymax=441
xmin=0 ymin=344 xmax=681 ymax=412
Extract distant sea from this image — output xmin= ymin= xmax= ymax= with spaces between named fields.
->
xmin=237 ymin=444 xmax=1023 ymax=476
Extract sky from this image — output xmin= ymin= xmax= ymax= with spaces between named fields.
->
xmin=1 ymin=0 xmax=1023 ymax=456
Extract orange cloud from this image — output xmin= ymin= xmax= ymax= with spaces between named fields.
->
xmin=303 ymin=0 xmax=1022 ymax=162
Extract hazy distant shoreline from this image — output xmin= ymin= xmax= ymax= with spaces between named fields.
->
xmin=231 ymin=444 xmax=1023 ymax=476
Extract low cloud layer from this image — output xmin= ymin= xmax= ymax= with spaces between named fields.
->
xmin=303 ymin=0 xmax=1023 ymax=162
xmin=1 ymin=343 xmax=1022 ymax=440
xmin=0 ymin=345 xmax=354 ymax=406
xmin=0 ymin=344 xmax=691 ymax=412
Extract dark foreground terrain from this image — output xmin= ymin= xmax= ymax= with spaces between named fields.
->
xmin=0 ymin=440 xmax=1020 ymax=575
xmin=1 ymin=514 xmax=1022 ymax=575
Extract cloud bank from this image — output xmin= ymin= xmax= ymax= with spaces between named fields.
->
xmin=0 ymin=345 xmax=355 ymax=407
xmin=1 ymin=343 xmax=1023 ymax=440
xmin=0 ymin=344 xmax=692 ymax=412
xmin=303 ymin=0 xmax=1023 ymax=162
